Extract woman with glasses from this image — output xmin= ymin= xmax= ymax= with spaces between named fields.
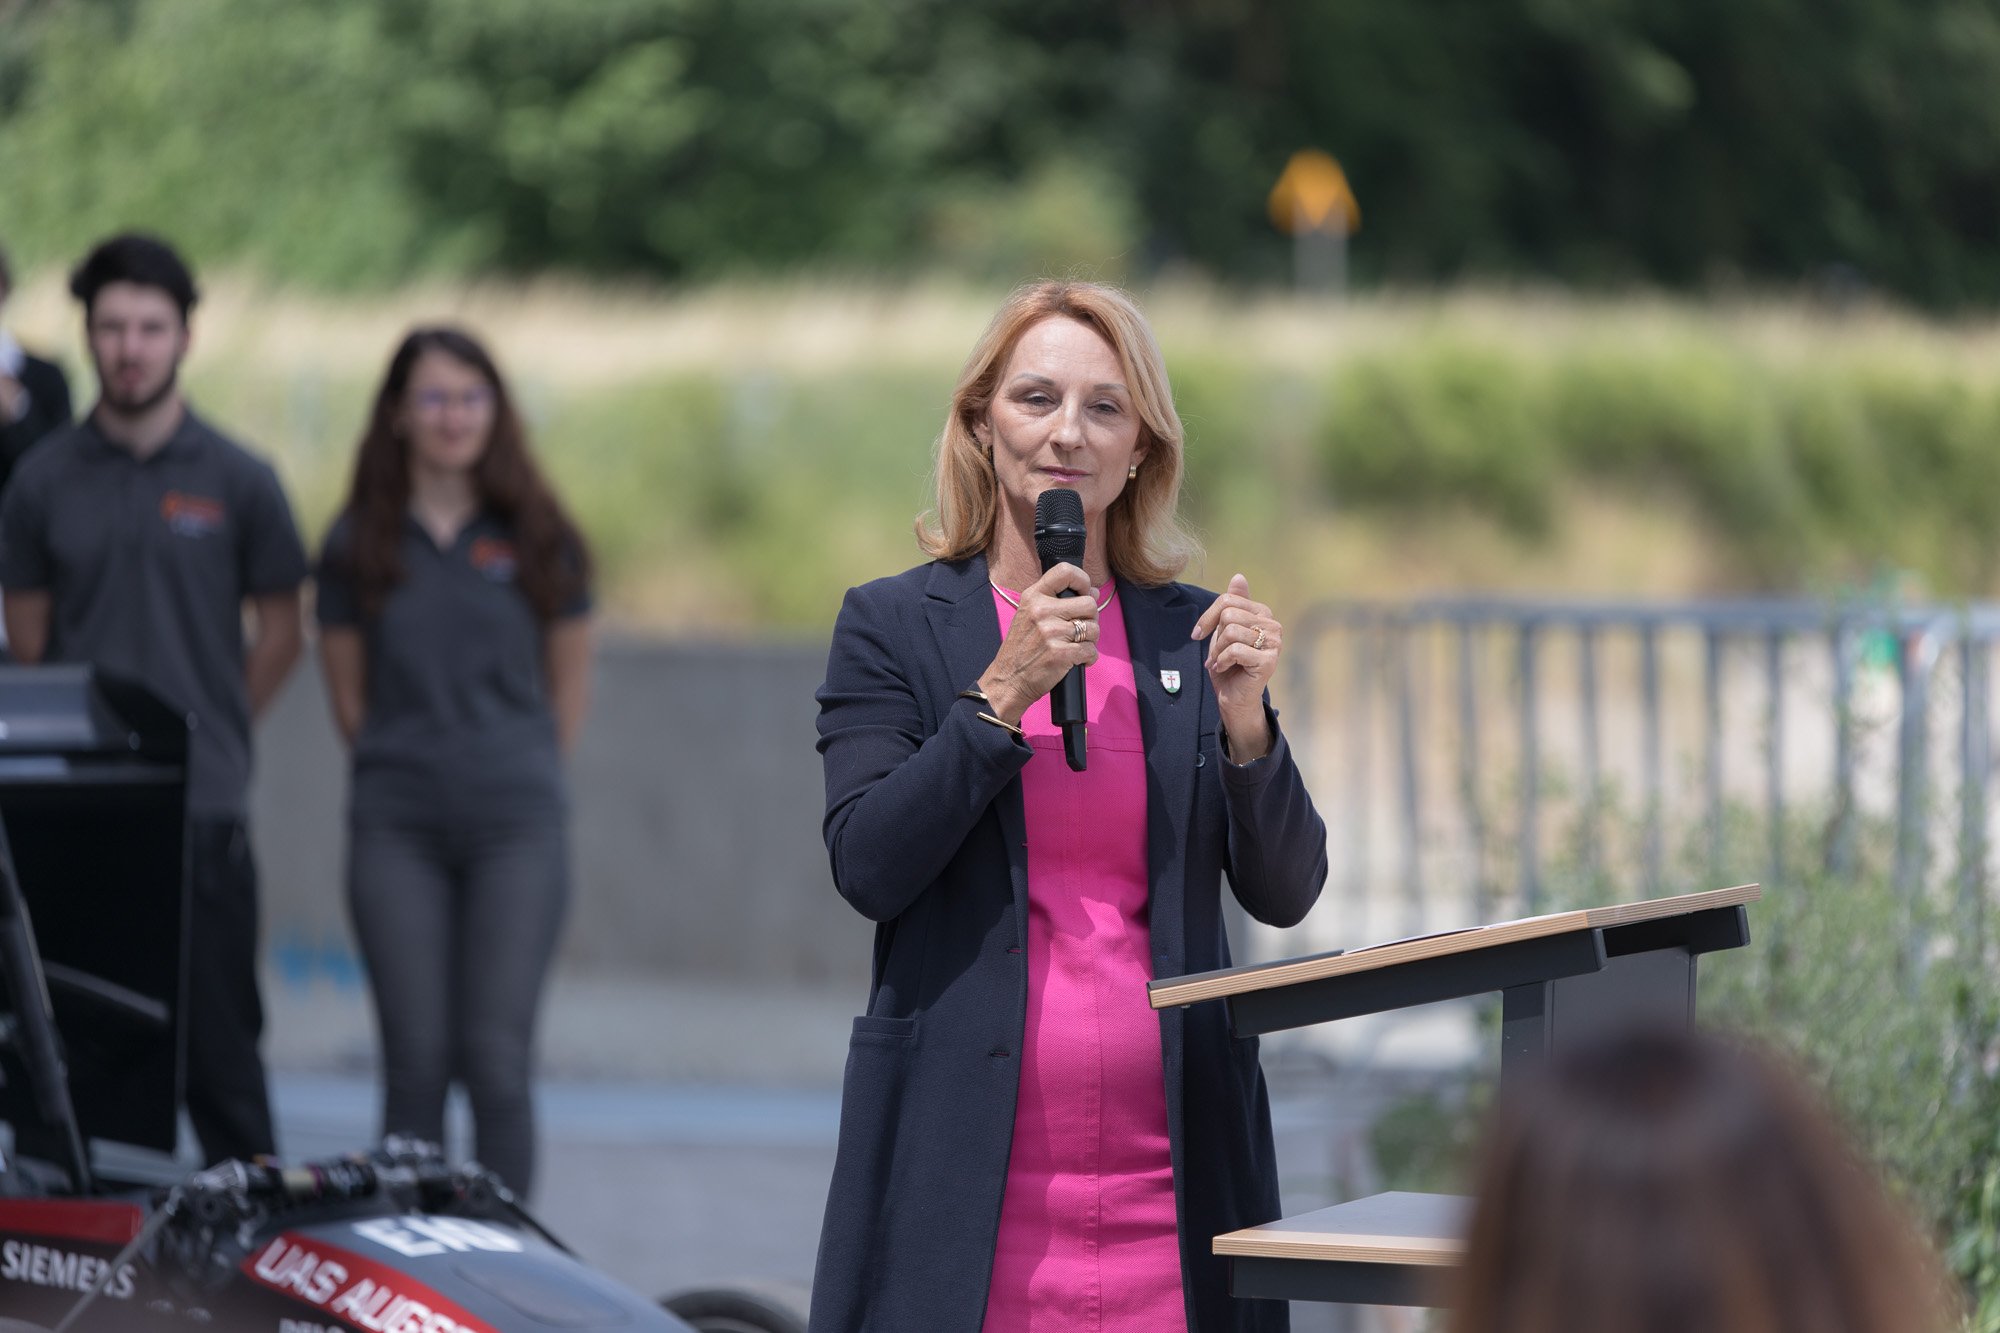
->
xmin=315 ymin=326 xmax=593 ymax=1196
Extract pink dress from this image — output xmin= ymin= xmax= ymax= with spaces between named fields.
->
xmin=982 ymin=583 xmax=1187 ymax=1332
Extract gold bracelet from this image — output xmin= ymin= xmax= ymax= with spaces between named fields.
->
xmin=975 ymin=711 xmax=1026 ymax=741
xmin=962 ymin=687 xmax=1023 ymax=739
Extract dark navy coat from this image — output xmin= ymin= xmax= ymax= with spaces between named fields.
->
xmin=808 ymin=554 xmax=1329 ymax=1333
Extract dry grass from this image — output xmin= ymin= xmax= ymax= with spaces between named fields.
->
xmin=10 ymin=274 xmax=1997 ymax=631
xmin=19 ymin=271 xmax=2000 ymax=382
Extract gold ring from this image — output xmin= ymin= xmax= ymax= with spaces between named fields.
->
xmin=1253 ymin=626 xmax=1267 ymax=651
xmin=1072 ymin=620 xmax=1086 ymax=643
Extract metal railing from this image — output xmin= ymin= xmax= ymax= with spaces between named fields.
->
xmin=1281 ymin=596 xmax=2000 ymax=945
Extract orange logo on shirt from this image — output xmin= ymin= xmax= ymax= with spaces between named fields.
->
xmin=468 ymin=537 xmax=518 ymax=581
xmin=161 ymin=491 xmax=226 ymax=537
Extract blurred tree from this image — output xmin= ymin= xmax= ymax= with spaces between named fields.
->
xmin=374 ymin=0 xmax=1047 ymax=275
xmin=0 ymin=0 xmax=1996 ymax=303
xmin=1252 ymin=0 xmax=2000 ymax=302
xmin=0 ymin=0 xmax=450 ymax=283
xmin=373 ymin=0 xmax=1162 ymax=279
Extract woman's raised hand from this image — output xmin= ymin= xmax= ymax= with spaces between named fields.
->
xmin=978 ymin=563 xmax=1099 ymax=725
xmin=1193 ymin=573 xmax=1281 ymax=762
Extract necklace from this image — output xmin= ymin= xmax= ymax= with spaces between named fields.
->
xmin=991 ymin=580 xmax=1115 ymax=612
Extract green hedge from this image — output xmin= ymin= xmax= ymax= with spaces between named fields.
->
xmin=1318 ymin=321 xmax=2000 ymax=594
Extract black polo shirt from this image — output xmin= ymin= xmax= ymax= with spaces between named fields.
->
xmin=0 ymin=409 xmax=308 ymax=817
xmin=315 ymin=510 xmax=590 ymax=825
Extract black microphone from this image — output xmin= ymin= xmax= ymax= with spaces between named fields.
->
xmin=1034 ymin=488 xmax=1089 ymax=772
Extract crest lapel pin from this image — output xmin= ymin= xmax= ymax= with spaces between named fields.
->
xmin=1160 ymin=669 xmax=1182 ymax=695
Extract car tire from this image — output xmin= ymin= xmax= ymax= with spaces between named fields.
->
xmin=661 ymin=1281 xmax=810 ymax=1333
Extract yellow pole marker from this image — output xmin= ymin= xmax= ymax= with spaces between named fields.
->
xmin=1268 ymin=149 xmax=1360 ymax=295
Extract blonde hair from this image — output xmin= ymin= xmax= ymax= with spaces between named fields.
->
xmin=916 ymin=280 xmax=1199 ymax=586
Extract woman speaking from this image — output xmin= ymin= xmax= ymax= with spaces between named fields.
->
xmin=811 ymin=281 xmax=1329 ymax=1333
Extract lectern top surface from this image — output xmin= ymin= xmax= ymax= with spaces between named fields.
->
xmin=1213 ymin=1191 xmax=1470 ymax=1266
xmin=1151 ymin=883 xmax=1761 ymax=1009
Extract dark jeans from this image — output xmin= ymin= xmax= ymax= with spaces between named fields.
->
xmin=347 ymin=811 xmax=568 ymax=1196
xmin=185 ymin=818 xmax=277 ymax=1164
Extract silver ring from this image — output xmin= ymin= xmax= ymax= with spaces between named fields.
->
xmin=1071 ymin=620 xmax=1087 ymax=643
xmin=1252 ymin=626 xmax=1267 ymax=651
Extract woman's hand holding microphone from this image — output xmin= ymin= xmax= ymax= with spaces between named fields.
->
xmin=977 ymin=563 xmax=1099 ymax=726
xmin=973 ymin=565 xmax=1285 ymax=765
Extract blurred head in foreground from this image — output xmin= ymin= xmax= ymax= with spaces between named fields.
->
xmin=1447 ymin=1027 xmax=1956 ymax=1333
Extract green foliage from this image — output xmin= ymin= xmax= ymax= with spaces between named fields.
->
xmin=5 ymin=0 xmax=2000 ymax=302
xmin=0 ymin=0 xmax=449 ymax=284
xmin=1369 ymin=799 xmax=2000 ymax=1319
xmin=1312 ymin=316 xmax=2000 ymax=592
xmin=926 ymin=157 xmax=1144 ymax=285
xmin=1692 ymin=817 xmax=2000 ymax=1320
xmin=447 ymin=365 xmax=939 ymax=627
xmin=1544 ymin=792 xmax=2000 ymax=1315
xmin=1955 ymin=1131 xmax=2000 ymax=1333
xmin=1329 ymin=340 xmax=1560 ymax=536
xmin=1696 ymin=828 xmax=1998 ymax=1249
xmin=1369 ymin=1077 xmax=1493 ymax=1199
xmin=0 ymin=0 xmax=1141 ymax=283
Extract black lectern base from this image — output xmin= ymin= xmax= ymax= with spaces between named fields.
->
xmin=1232 ymin=1255 xmax=1431 ymax=1307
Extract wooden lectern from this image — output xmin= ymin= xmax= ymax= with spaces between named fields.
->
xmin=1148 ymin=882 xmax=1761 ymax=1309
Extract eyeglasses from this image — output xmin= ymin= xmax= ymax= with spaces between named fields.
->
xmin=410 ymin=387 xmax=495 ymax=415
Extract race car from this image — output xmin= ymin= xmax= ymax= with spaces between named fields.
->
xmin=0 ymin=668 xmax=807 ymax=1333
xmin=0 ymin=873 xmax=808 ymax=1333
xmin=0 ymin=1142 xmax=816 ymax=1333
xmin=0 ymin=1140 xmax=699 ymax=1331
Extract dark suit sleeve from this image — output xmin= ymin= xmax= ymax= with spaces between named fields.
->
xmin=1218 ymin=700 xmax=1329 ymax=927
xmin=817 ymin=582 xmax=1031 ymax=923
xmin=0 ymin=357 xmax=69 ymax=491
xmin=40 ymin=359 xmax=70 ymax=430
xmin=0 ymin=458 xmax=52 ymax=590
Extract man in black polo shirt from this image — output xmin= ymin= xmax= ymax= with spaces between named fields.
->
xmin=0 ymin=240 xmax=73 ymax=495
xmin=0 ymin=234 xmax=306 ymax=1165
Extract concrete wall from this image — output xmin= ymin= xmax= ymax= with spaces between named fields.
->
xmin=248 ymin=634 xmax=873 ymax=992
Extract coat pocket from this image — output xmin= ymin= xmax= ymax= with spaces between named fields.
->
xmin=810 ymin=1016 xmax=920 ymax=1332
xmin=850 ymin=1013 xmax=918 ymax=1043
